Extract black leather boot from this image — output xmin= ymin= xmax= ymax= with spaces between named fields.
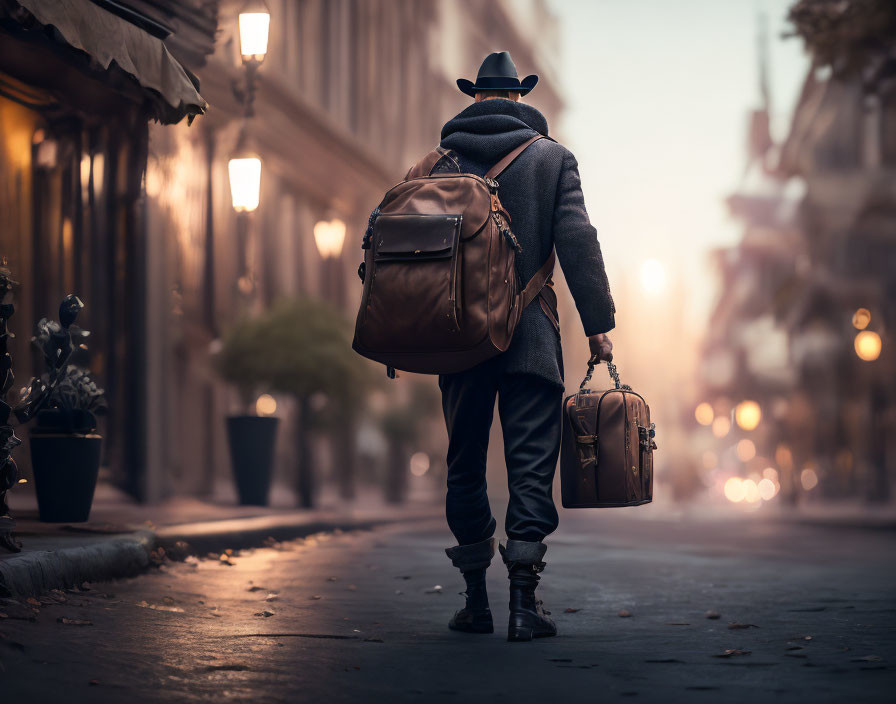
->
xmin=445 ymin=538 xmax=495 ymax=634
xmin=501 ymin=540 xmax=557 ymax=642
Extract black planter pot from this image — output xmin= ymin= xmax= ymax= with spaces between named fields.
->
xmin=226 ymin=415 xmax=279 ymax=506
xmin=30 ymin=434 xmax=102 ymax=523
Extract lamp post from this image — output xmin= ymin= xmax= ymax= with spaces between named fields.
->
xmin=228 ymin=1 xmax=270 ymax=302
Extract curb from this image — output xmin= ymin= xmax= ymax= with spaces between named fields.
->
xmin=0 ymin=530 xmax=155 ymax=598
xmin=0 ymin=509 xmax=437 ymax=597
xmin=155 ymin=509 xmax=437 ymax=555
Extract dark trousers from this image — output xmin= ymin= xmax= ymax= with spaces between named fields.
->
xmin=439 ymin=357 xmax=562 ymax=546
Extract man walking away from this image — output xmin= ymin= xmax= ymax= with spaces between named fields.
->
xmin=438 ymin=52 xmax=615 ymax=642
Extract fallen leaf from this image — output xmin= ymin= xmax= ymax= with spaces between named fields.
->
xmin=728 ymin=623 xmax=759 ymax=630
xmin=265 ymin=593 xmax=279 ymax=602
xmin=135 ymin=601 xmax=184 ymax=613
xmin=713 ymin=649 xmax=751 ymax=658
xmin=247 ymin=586 xmax=266 ymax=592
xmin=564 ymin=608 xmax=580 ymax=613
xmin=57 ymin=617 xmax=93 ymax=626
xmin=26 ymin=597 xmax=40 ymax=607
xmin=309 ymin=595 xmax=322 ymax=600
xmin=254 ymin=611 xmax=275 ymax=618
xmin=618 ymin=610 xmax=632 ymax=618
xmin=705 ymin=610 xmax=721 ymax=620
xmin=425 ymin=585 xmax=443 ymax=595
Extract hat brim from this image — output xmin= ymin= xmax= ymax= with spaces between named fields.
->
xmin=456 ymin=74 xmax=539 ymax=97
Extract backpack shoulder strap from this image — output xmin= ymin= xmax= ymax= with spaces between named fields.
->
xmin=521 ymin=250 xmax=556 ymax=308
xmin=485 ymin=134 xmax=546 ymax=180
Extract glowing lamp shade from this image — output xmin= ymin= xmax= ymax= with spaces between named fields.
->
xmin=238 ymin=4 xmax=270 ymax=61
xmin=228 ymin=156 xmax=262 ymax=212
xmin=314 ymin=219 xmax=347 ymax=259
xmin=854 ymin=330 xmax=881 ymax=362
xmin=852 ymin=308 xmax=871 ymax=330
xmin=735 ymin=400 xmax=762 ymax=431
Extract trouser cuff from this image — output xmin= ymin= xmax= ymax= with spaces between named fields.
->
xmin=500 ymin=539 xmax=547 ymax=565
xmin=445 ymin=537 xmax=496 ymax=571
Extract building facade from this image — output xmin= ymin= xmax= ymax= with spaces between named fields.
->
xmin=142 ymin=0 xmax=565 ymax=503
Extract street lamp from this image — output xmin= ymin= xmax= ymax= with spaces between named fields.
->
xmin=238 ymin=1 xmax=270 ymax=61
xmin=313 ymin=219 xmax=347 ymax=259
xmin=854 ymin=330 xmax=882 ymax=362
xmin=228 ymin=129 xmax=261 ymax=213
xmin=235 ymin=0 xmax=270 ymax=118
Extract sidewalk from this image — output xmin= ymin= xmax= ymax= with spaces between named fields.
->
xmin=0 ymin=483 xmax=438 ymax=598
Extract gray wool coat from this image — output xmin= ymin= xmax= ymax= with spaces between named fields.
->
xmin=438 ymin=99 xmax=615 ymax=389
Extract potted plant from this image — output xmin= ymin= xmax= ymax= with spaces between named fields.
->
xmin=214 ymin=314 xmax=281 ymax=506
xmin=14 ymin=296 xmax=105 ymax=523
xmin=29 ymin=365 xmax=107 ymax=522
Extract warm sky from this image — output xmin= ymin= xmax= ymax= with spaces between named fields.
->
xmin=546 ymin=0 xmax=810 ymax=327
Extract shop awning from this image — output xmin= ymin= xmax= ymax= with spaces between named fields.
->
xmin=9 ymin=0 xmax=207 ymax=123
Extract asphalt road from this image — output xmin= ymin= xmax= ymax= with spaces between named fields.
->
xmin=1 ymin=509 xmax=894 ymax=703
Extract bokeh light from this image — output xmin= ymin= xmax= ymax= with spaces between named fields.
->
xmin=255 ymin=394 xmax=277 ymax=416
xmin=736 ymin=439 xmax=756 ymax=462
xmin=854 ymin=330 xmax=881 ymax=362
xmin=702 ymin=451 xmax=718 ymax=470
xmin=409 ymin=452 xmax=430 ymax=477
xmin=639 ymin=259 xmax=667 ymax=295
xmin=800 ymin=467 xmax=819 ymax=491
xmin=735 ymin=400 xmax=762 ymax=431
xmin=695 ymin=402 xmax=714 ymax=426
xmin=712 ymin=416 xmax=731 ymax=438
xmin=724 ymin=477 xmax=745 ymax=502
xmin=758 ymin=477 xmax=777 ymax=500
xmin=742 ymin=479 xmax=761 ymax=503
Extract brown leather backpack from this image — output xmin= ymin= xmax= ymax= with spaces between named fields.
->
xmin=352 ymin=135 xmax=555 ymax=375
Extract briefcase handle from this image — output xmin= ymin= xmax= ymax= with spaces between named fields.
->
xmin=579 ymin=354 xmax=624 ymax=392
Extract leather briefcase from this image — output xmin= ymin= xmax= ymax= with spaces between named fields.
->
xmin=560 ymin=357 xmax=657 ymax=508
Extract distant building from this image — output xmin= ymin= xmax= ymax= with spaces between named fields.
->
xmin=700 ymin=2 xmax=895 ymax=504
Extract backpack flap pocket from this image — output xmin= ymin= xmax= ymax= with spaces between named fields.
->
xmin=373 ymin=214 xmax=462 ymax=261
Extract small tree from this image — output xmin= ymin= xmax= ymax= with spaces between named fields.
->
xmin=379 ymin=378 xmax=441 ymax=503
xmin=217 ymin=298 xmax=373 ymax=508
xmin=214 ymin=314 xmax=278 ymax=413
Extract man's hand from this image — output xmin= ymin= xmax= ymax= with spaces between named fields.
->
xmin=588 ymin=333 xmax=613 ymax=363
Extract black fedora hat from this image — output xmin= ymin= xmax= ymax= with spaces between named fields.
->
xmin=457 ymin=51 xmax=538 ymax=97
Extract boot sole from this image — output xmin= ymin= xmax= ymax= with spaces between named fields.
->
xmin=507 ymin=626 xmax=556 ymax=642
